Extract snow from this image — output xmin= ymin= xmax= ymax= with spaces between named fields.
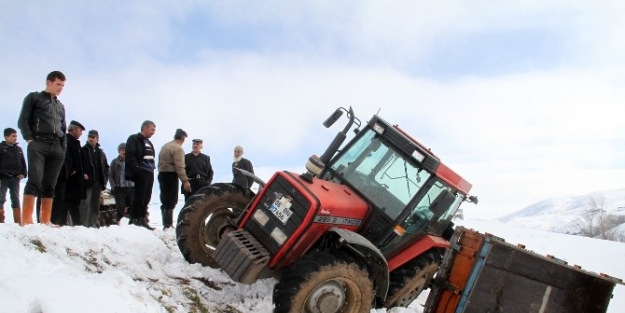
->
xmin=0 ymin=204 xmax=624 ymax=313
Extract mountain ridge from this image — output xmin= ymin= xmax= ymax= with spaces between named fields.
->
xmin=496 ymin=187 xmax=625 ymax=236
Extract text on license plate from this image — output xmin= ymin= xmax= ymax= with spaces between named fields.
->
xmin=269 ymin=196 xmax=293 ymax=224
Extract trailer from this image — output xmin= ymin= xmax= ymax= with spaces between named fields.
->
xmin=424 ymin=226 xmax=623 ymax=313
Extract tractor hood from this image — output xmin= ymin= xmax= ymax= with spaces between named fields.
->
xmin=239 ymin=171 xmax=370 ymax=267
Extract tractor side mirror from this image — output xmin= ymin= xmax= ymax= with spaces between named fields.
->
xmin=323 ymin=108 xmax=344 ymax=128
xmin=430 ymin=190 xmax=456 ymax=218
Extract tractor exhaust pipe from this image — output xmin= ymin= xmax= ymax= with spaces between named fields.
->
xmin=319 ymin=106 xmax=356 ymax=166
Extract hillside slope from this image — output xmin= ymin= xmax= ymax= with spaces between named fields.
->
xmin=497 ymin=188 xmax=625 ymax=234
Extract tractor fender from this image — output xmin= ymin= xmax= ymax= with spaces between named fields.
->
xmin=329 ymin=227 xmax=390 ymax=301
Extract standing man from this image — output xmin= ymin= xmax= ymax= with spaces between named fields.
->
xmin=51 ymin=120 xmax=86 ymax=226
xmin=17 ymin=71 xmax=67 ymax=225
xmin=232 ymin=145 xmax=254 ymax=190
xmin=125 ymin=120 xmax=156 ymax=230
xmin=0 ymin=128 xmax=27 ymax=223
xmin=183 ymin=138 xmax=213 ymax=202
xmin=158 ymin=129 xmax=191 ymax=229
xmin=109 ymin=142 xmax=134 ymax=224
xmin=80 ymin=130 xmax=109 ymax=227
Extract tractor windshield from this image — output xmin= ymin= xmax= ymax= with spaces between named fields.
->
xmin=328 ymin=129 xmax=431 ymax=220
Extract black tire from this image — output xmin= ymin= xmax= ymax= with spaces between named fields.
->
xmin=383 ymin=250 xmax=441 ymax=308
xmin=273 ymin=250 xmax=374 ymax=313
xmin=175 ymin=183 xmax=254 ymax=268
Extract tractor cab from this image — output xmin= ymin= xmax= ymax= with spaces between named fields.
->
xmin=317 ymin=110 xmax=475 ymax=258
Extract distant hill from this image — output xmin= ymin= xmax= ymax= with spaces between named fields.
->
xmin=496 ymin=188 xmax=625 ymax=237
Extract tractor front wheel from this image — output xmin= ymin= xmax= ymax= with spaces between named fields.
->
xmin=175 ymin=183 xmax=254 ymax=268
xmin=273 ymin=250 xmax=374 ymax=313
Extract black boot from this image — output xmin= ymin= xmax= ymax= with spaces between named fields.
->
xmin=163 ymin=209 xmax=174 ymax=230
xmin=131 ymin=217 xmax=155 ymax=230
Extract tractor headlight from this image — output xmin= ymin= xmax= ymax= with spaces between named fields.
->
xmin=412 ymin=150 xmax=425 ymax=163
xmin=271 ymin=227 xmax=287 ymax=245
xmin=253 ymin=209 xmax=269 ymax=226
xmin=373 ymin=123 xmax=385 ymax=134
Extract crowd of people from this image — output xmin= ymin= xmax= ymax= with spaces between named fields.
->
xmin=0 ymin=71 xmax=255 ymax=230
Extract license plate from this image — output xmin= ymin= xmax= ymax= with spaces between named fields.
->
xmin=269 ymin=196 xmax=293 ymax=224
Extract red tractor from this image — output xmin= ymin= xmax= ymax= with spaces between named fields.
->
xmin=175 ymin=107 xmax=478 ymax=312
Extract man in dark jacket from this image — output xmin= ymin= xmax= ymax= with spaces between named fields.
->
xmin=109 ymin=142 xmax=134 ymax=223
xmin=232 ymin=145 xmax=254 ymax=190
xmin=125 ymin=120 xmax=156 ymax=230
xmin=51 ymin=120 xmax=86 ymax=226
xmin=17 ymin=71 xmax=67 ymax=225
xmin=80 ymin=130 xmax=109 ymax=227
xmin=183 ymin=139 xmax=214 ymax=202
xmin=0 ymin=128 xmax=27 ymax=223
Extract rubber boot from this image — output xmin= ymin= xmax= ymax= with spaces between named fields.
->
xmin=131 ymin=217 xmax=155 ymax=230
xmin=163 ymin=209 xmax=174 ymax=230
xmin=0 ymin=208 xmax=5 ymax=223
xmin=13 ymin=208 xmax=21 ymax=225
xmin=21 ymin=194 xmax=36 ymax=226
xmin=36 ymin=197 xmax=41 ymax=223
xmin=40 ymin=198 xmax=54 ymax=225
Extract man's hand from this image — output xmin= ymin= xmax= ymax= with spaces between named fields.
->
xmin=84 ymin=174 xmax=89 ymax=180
xmin=27 ymin=140 xmax=32 ymax=145
xmin=183 ymin=180 xmax=191 ymax=192
xmin=17 ymin=174 xmax=25 ymax=180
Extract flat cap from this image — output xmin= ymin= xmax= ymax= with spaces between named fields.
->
xmin=117 ymin=143 xmax=126 ymax=151
xmin=69 ymin=120 xmax=85 ymax=131
xmin=88 ymin=130 xmax=99 ymax=137
xmin=192 ymin=139 xmax=203 ymax=143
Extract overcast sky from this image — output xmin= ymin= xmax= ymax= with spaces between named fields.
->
xmin=2 ymin=1 xmax=624 ymax=218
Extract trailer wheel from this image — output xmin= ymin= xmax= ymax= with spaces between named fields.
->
xmin=384 ymin=250 xmax=441 ymax=308
xmin=273 ymin=250 xmax=374 ymax=313
xmin=175 ymin=183 xmax=253 ymax=268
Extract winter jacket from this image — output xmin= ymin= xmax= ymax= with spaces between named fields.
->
xmin=125 ymin=133 xmax=155 ymax=181
xmin=81 ymin=143 xmax=109 ymax=189
xmin=109 ymin=156 xmax=134 ymax=190
xmin=185 ymin=152 xmax=214 ymax=185
xmin=17 ymin=91 xmax=67 ymax=148
xmin=63 ymin=133 xmax=86 ymax=200
xmin=158 ymin=140 xmax=188 ymax=182
xmin=0 ymin=141 xmax=27 ymax=178
xmin=232 ymin=157 xmax=254 ymax=189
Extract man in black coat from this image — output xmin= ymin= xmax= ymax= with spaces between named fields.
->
xmin=125 ymin=120 xmax=156 ymax=230
xmin=17 ymin=71 xmax=67 ymax=225
xmin=51 ymin=120 xmax=86 ymax=226
xmin=0 ymin=128 xmax=27 ymax=224
xmin=80 ymin=129 xmax=109 ymax=227
xmin=232 ymin=145 xmax=254 ymax=190
xmin=183 ymin=139 xmax=214 ymax=202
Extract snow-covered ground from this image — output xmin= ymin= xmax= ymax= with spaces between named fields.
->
xmin=0 ymin=204 xmax=623 ymax=313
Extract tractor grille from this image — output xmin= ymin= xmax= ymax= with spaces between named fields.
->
xmin=214 ymin=229 xmax=270 ymax=284
xmin=243 ymin=175 xmax=311 ymax=255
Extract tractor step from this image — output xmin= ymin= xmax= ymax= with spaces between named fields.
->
xmin=214 ymin=229 xmax=271 ymax=284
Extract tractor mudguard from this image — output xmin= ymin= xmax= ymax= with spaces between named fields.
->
xmin=329 ymin=227 xmax=390 ymax=301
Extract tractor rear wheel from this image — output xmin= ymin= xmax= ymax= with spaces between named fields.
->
xmin=383 ymin=250 xmax=441 ymax=308
xmin=273 ymin=250 xmax=374 ymax=313
xmin=175 ymin=183 xmax=254 ymax=268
